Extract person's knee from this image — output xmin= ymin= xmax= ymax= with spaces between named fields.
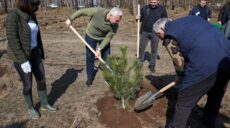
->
xmin=23 ymin=85 xmax=32 ymax=95
xmin=37 ymin=79 xmax=46 ymax=91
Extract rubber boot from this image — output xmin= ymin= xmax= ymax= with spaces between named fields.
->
xmin=23 ymin=95 xmax=40 ymax=119
xmin=38 ymin=90 xmax=57 ymax=112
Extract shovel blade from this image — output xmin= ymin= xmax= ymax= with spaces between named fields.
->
xmin=134 ymin=91 xmax=155 ymax=110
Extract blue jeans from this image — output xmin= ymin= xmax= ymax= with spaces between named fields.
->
xmin=85 ymin=34 xmax=110 ymax=81
xmin=139 ymin=31 xmax=159 ymax=66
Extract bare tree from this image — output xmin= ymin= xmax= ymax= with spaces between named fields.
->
xmin=132 ymin=0 xmax=138 ymax=15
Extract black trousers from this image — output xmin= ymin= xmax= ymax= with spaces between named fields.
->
xmin=168 ymin=57 xmax=230 ymax=128
xmin=14 ymin=47 xmax=46 ymax=96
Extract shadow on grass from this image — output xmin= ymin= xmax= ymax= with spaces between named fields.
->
xmin=48 ymin=68 xmax=83 ymax=105
xmin=35 ymin=68 xmax=83 ymax=109
xmin=0 ymin=120 xmax=28 ymax=128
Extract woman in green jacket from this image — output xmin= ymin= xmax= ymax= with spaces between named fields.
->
xmin=5 ymin=0 xmax=57 ymax=119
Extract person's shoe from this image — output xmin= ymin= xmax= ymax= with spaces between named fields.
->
xmin=28 ymin=108 xmax=40 ymax=119
xmin=85 ymin=79 xmax=93 ymax=87
xmin=148 ymin=64 xmax=155 ymax=73
xmin=38 ymin=90 xmax=57 ymax=112
xmin=157 ymin=54 xmax=161 ymax=60
xmin=41 ymin=104 xmax=58 ymax=112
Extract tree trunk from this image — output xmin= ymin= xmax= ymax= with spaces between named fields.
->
xmin=132 ymin=0 xmax=138 ymax=16
xmin=4 ymin=0 xmax=7 ymax=13
xmin=171 ymin=0 xmax=175 ymax=10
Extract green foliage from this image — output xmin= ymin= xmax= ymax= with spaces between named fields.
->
xmin=101 ymin=46 xmax=143 ymax=106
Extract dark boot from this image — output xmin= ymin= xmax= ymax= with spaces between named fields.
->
xmin=148 ymin=64 xmax=155 ymax=73
xmin=23 ymin=95 xmax=40 ymax=119
xmin=38 ymin=90 xmax=57 ymax=112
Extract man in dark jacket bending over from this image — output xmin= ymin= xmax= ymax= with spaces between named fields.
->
xmin=153 ymin=16 xmax=230 ymax=128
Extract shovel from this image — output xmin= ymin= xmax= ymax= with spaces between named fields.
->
xmin=136 ymin=4 xmax=140 ymax=58
xmin=69 ymin=25 xmax=113 ymax=73
xmin=134 ymin=81 xmax=176 ymax=111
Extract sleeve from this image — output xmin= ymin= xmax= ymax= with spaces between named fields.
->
xmin=69 ymin=8 xmax=98 ymax=21
xmin=98 ymin=31 xmax=115 ymax=50
xmin=208 ymin=7 xmax=212 ymax=19
xmin=5 ymin=11 xmax=27 ymax=63
xmin=163 ymin=36 xmax=185 ymax=77
xmin=224 ymin=20 xmax=230 ymax=38
xmin=98 ymin=25 xmax=118 ymax=49
xmin=161 ymin=6 xmax=168 ymax=18
xmin=218 ymin=4 xmax=226 ymax=23
xmin=188 ymin=7 xmax=195 ymax=16
xmin=140 ymin=7 xmax=144 ymax=22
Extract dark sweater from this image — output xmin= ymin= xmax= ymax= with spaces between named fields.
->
xmin=218 ymin=2 xmax=230 ymax=25
xmin=140 ymin=4 xmax=167 ymax=32
xmin=5 ymin=9 xmax=44 ymax=64
xmin=189 ymin=5 xmax=212 ymax=20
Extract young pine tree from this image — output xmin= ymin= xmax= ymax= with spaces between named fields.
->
xmin=101 ymin=46 xmax=143 ymax=109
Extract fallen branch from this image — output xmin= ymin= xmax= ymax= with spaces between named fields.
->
xmin=70 ymin=117 xmax=83 ymax=128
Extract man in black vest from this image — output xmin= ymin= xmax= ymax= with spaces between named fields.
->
xmin=136 ymin=0 xmax=167 ymax=74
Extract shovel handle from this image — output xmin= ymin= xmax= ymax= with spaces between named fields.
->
xmin=69 ymin=25 xmax=113 ymax=72
xmin=137 ymin=4 xmax=140 ymax=58
xmin=159 ymin=81 xmax=176 ymax=93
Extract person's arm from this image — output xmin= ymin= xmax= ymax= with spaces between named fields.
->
xmin=97 ymin=24 xmax=118 ymax=50
xmin=224 ymin=19 xmax=230 ymax=38
xmin=218 ymin=4 xmax=226 ymax=24
xmin=207 ymin=7 xmax=212 ymax=21
xmin=66 ymin=8 xmax=98 ymax=27
xmin=163 ymin=37 xmax=185 ymax=78
xmin=140 ymin=7 xmax=144 ymax=22
xmin=161 ymin=6 xmax=168 ymax=18
xmin=69 ymin=8 xmax=98 ymax=21
xmin=5 ymin=11 xmax=28 ymax=63
xmin=98 ymin=31 xmax=115 ymax=50
xmin=188 ymin=7 xmax=195 ymax=16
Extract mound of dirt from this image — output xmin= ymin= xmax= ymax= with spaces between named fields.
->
xmin=96 ymin=80 xmax=170 ymax=128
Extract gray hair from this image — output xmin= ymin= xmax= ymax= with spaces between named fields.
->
xmin=153 ymin=18 xmax=171 ymax=33
xmin=109 ymin=7 xmax=123 ymax=17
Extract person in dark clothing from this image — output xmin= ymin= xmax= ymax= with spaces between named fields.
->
xmin=218 ymin=2 xmax=230 ymax=25
xmin=189 ymin=0 xmax=212 ymax=21
xmin=153 ymin=16 xmax=230 ymax=128
xmin=218 ymin=2 xmax=230 ymax=39
xmin=5 ymin=0 xmax=57 ymax=119
xmin=136 ymin=0 xmax=167 ymax=74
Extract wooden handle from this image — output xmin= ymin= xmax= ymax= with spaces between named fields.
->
xmin=137 ymin=4 xmax=140 ymax=58
xmin=69 ymin=25 xmax=112 ymax=72
xmin=159 ymin=81 xmax=176 ymax=93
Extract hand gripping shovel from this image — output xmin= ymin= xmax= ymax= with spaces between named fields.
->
xmin=134 ymin=81 xmax=176 ymax=111
xmin=69 ymin=25 xmax=113 ymax=73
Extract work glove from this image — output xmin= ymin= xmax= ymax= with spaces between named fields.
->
xmin=174 ymin=75 xmax=182 ymax=89
xmin=174 ymin=67 xmax=184 ymax=89
xmin=21 ymin=61 xmax=31 ymax=73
